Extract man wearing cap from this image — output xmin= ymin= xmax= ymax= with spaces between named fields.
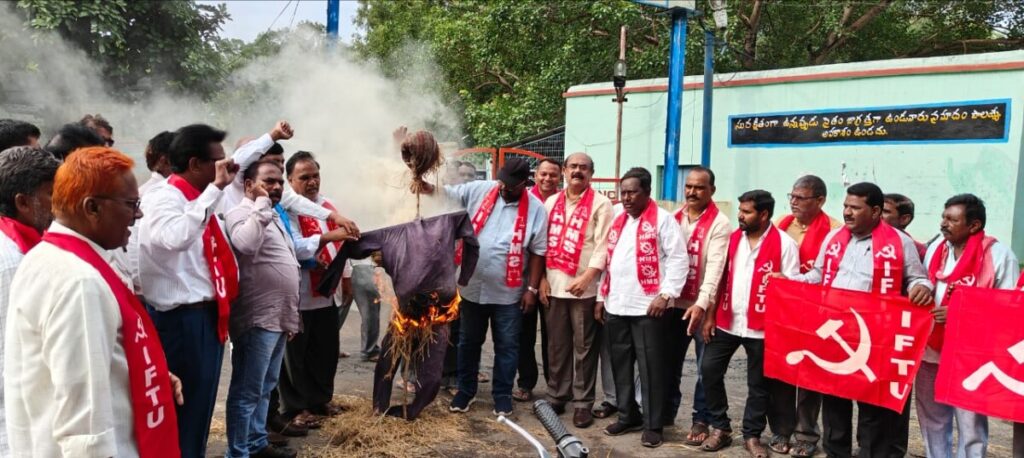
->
xmin=446 ymin=158 xmax=548 ymax=417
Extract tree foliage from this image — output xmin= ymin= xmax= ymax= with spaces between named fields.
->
xmin=15 ymin=0 xmax=239 ymax=97
xmin=354 ymin=0 xmax=1023 ymax=147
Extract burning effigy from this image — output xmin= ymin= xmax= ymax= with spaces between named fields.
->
xmin=318 ymin=130 xmax=478 ymax=420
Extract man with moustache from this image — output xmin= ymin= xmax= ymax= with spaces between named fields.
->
xmin=767 ymin=174 xmax=841 ymax=457
xmin=224 ymin=160 xmax=308 ymax=458
xmin=513 ymin=157 xmax=562 ymax=403
xmin=6 ymin=147 xmax=183 ymax=457
xmin=883 ymin=193 xmax=929 ymax=260
xmin=699 ymin=190 xmax=800 ymax=457
xmin=538 ymin=153 xmax=612 ymax=428
xmin=598 ymin=167 xmax=687 ymax=448
xmin=0 ymin=146 xmax=60 ymax=456
xmin=667 ymin=166 xmax=729 ymax=443
xmin=788 ymin=182 xmax=933 ymax=458
xmin=916 ymin=194 xmax=1017 ymax=458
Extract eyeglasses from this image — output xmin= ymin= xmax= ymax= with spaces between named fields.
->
xmin=788 ymin=193 xmax=819 ymax=202
xmin=94 ymin=196 xmax=141 ymax=212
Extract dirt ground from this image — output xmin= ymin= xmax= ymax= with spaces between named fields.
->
xmin=206 ymin=298 xmax=1015 ymax=457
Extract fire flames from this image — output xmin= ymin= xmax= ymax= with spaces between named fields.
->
xmin=390 ymin=291 xmax=461 ymax=336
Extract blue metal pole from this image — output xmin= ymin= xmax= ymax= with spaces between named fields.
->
xmin=661 ymin=8 xmax=688 ymax=201
xmin=326 ymin=0 xmax=340 ymax=41
xmin=701 ymin=30 xmax=714 ymax=168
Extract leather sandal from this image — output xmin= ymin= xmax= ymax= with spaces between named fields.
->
xmin=745 ymin=437 xmax=771 ymax=458
xmin=591 ymin=401 xmax=618 ymax=419
xmin=512 ymin=388 xmax=532 ymax=402
xmin=700 ymin=428 xmax=733 ymax=452
xmin=685 ymin=422 xmax=710 ymax=446
xmin=769 ymin=433 xmax=790 ymax=454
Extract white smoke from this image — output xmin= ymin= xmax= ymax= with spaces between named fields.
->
xmin=0 ymin=6 xmax=464 ymax=230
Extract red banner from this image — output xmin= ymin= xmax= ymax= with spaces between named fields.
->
xmin=764 ymin=279 xmax=932 ymax=412
xmin=935 ymin=286 xmax=1024 ymax=422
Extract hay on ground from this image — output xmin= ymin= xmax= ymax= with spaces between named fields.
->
xmin=314 ymin=395 xmax=492 ymax=457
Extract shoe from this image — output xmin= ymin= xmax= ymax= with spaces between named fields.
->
xmin=591 ymin=401 xmax=618 ymax=419
xmin=449 ymin=391 xmax=475 ymax=413
xmin=252 ymin=445 xmax=298 ymax=458
xmin=641 ymin=429 xmax=664 ymax=448
xmin=493 ymin=397 xmax=513 ymax=416
xmin=268 ymin=414 xmax=308 ymax=437
xmin=267 ymin=431 xmax=290 ymax=447
xmin=603 ymin=421 xmax=643 ymax=436
xmin=573 ymin=408 xmax=593 ymax=428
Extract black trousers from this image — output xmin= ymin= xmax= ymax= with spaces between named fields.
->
xmin=606 ymin=313 xmax=669 ymax=431
xmin=821 ymin=393 xmax=911 ymax=458
xmin=664 ymin=308 xmax=709 ymax=426
xmin=516 ymin=301 xmax=549 ymax=391
xmin=768 ymin=381 xmax=822 ymax=443
xmin=277 ymin=305 xmax=340 ymax=415
xmin=442 ymin=317 xmax=460 ymax=380
xmin=701 ymin=330 xmax=770 ymax=440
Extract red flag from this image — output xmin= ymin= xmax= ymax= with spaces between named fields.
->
xmin=764 ymin=279 xmax=931 ymax=412
xmin=935 ymin=286 xmax=1024 ymax=422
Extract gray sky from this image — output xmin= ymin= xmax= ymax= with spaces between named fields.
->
xmin=197 ymin=0 xmax=361 ymax=43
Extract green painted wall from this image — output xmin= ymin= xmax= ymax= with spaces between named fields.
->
xmin=565 ymin=51 xmax=1024 ymax=253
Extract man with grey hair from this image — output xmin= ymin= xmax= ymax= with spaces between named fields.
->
xmin=767 ymin=174 xmax=840 ymax=457
xmin=0 ymin=146 xmax=61 ymax=456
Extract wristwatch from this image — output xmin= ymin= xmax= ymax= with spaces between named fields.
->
xmin=528 ymin=286 xmax=539 ymax=294
xmin=659 ymin=293 xmax=671 ymax=301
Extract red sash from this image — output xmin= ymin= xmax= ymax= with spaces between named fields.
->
xmin=0 ymin=216 xmax=41 ymax=254
xmin=716 ymin=226 xmax=782 ymax=331
xmin=677 ymin=202 xmax=720 ymax=301
xmin=44 ymin=232 xmax=181 ymax=458
xmin=779 ymin=211 xmax=832 ymax=273
xmin=459 ymin=184 xmax=529 ymax=287
xmin=601 ymin=200 xmax=660 ymax=296
xmin=546 ymin=188 xmax=595 ymax=276
xmin=529 ymin=186 xmax=544 ymax=201
xmin=821 ymin=221 xmax=904 ymax=295
xmin=166 ymin=175 xmax=239 ymax=342
xmin=926 ymin=231 xmax=997 ymax=351
xmin=298 ymin=199 xmax=341 ymax=297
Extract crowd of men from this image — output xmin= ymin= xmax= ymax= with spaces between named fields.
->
xmin=0 ymin=115 xmax=1021 ymax=458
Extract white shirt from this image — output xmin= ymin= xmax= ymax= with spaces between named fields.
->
xmin=4 ymin=223 xmax=137 ymax=458
xmin=223 ymin=134 xmax=332 ymax=220
xmin=287 ymin=195 xmax=349 ymax=311
xmin=922 ymin=238 xmax=1019 ymax=363
xmin=137 ymin=171 xmax=166 ymax=196
xmin=720 ymin=227 xmax=801 ymax=339
xmin=600 ymin=203 xmax=689 ymax=316
xmin=0 ymin=232 xmax=24 ymax=456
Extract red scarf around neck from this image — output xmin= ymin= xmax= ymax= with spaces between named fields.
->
xmin=459 ymin=184 xmax=529 ymax=287
xmin=926 ymin=231 xmax=997 ymax=350
xmin=716 ymin=225 xmax=782 ymax=331
xmin=529 ymin=186 xmax=545 ymax=201
xmin=166 ymin=175 xmax=239 ymax=342
xmin=44 ymin=232 xmax=181 ymax=458
xmin=676 ymin=202 xmax=720 ymax=301
xmin=0 ymin=216 xmax=41 ymax=254
xmin=601 ymin=200 xmax=660 ymax=296
xmin=821 ymin=221 xmax=904 ymax=295
xmin=298 ymin=198 xmax=342 ymax=297
xmin=779 ymin=211 xmax=832 ymax=273
xmin=546 ymin=188 xmax=595 ymax=276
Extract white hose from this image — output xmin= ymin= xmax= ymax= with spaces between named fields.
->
xmin=497 ymin=415 xmax=551 ymax=458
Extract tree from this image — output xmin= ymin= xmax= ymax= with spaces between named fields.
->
xmin=15 ymin=0 xmax=233 ymax=98
xmin=354 ymin=0 xmax=1023 ymax=147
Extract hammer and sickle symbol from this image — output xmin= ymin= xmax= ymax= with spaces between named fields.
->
xmin=786 ymin=308 xmax=877 ymax=382
xmin=962 ymin=338 xmax=1024 ymax=396
xmin=875 ymin=244 xmax=897 ymax=260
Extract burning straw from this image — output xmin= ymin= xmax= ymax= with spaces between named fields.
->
xmin=318 ymin=395 xmax=490 ymax=457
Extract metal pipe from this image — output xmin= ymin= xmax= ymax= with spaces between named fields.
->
xmin=701 ymin=29 xmax=714 ymax=168
xmin=614 ymin=26 xmax=627 ymax=195
xmin=326 ymin=0 xmax=340 ymax=40
xmin=496 ymin=415 xmax=551 ymax=458
xmin=661 ymin=8 xmax=688 ymax=201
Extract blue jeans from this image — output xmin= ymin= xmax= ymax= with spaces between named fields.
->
xmin=915 ymin=361 xmax=988 ymax=458
xmin=457 ymin=299 xmax=522 ymax=402
xmin=148 ymin=305 xmax=224 ymax=458
xmin=226 ymin=328 xmax=287 ymax=458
